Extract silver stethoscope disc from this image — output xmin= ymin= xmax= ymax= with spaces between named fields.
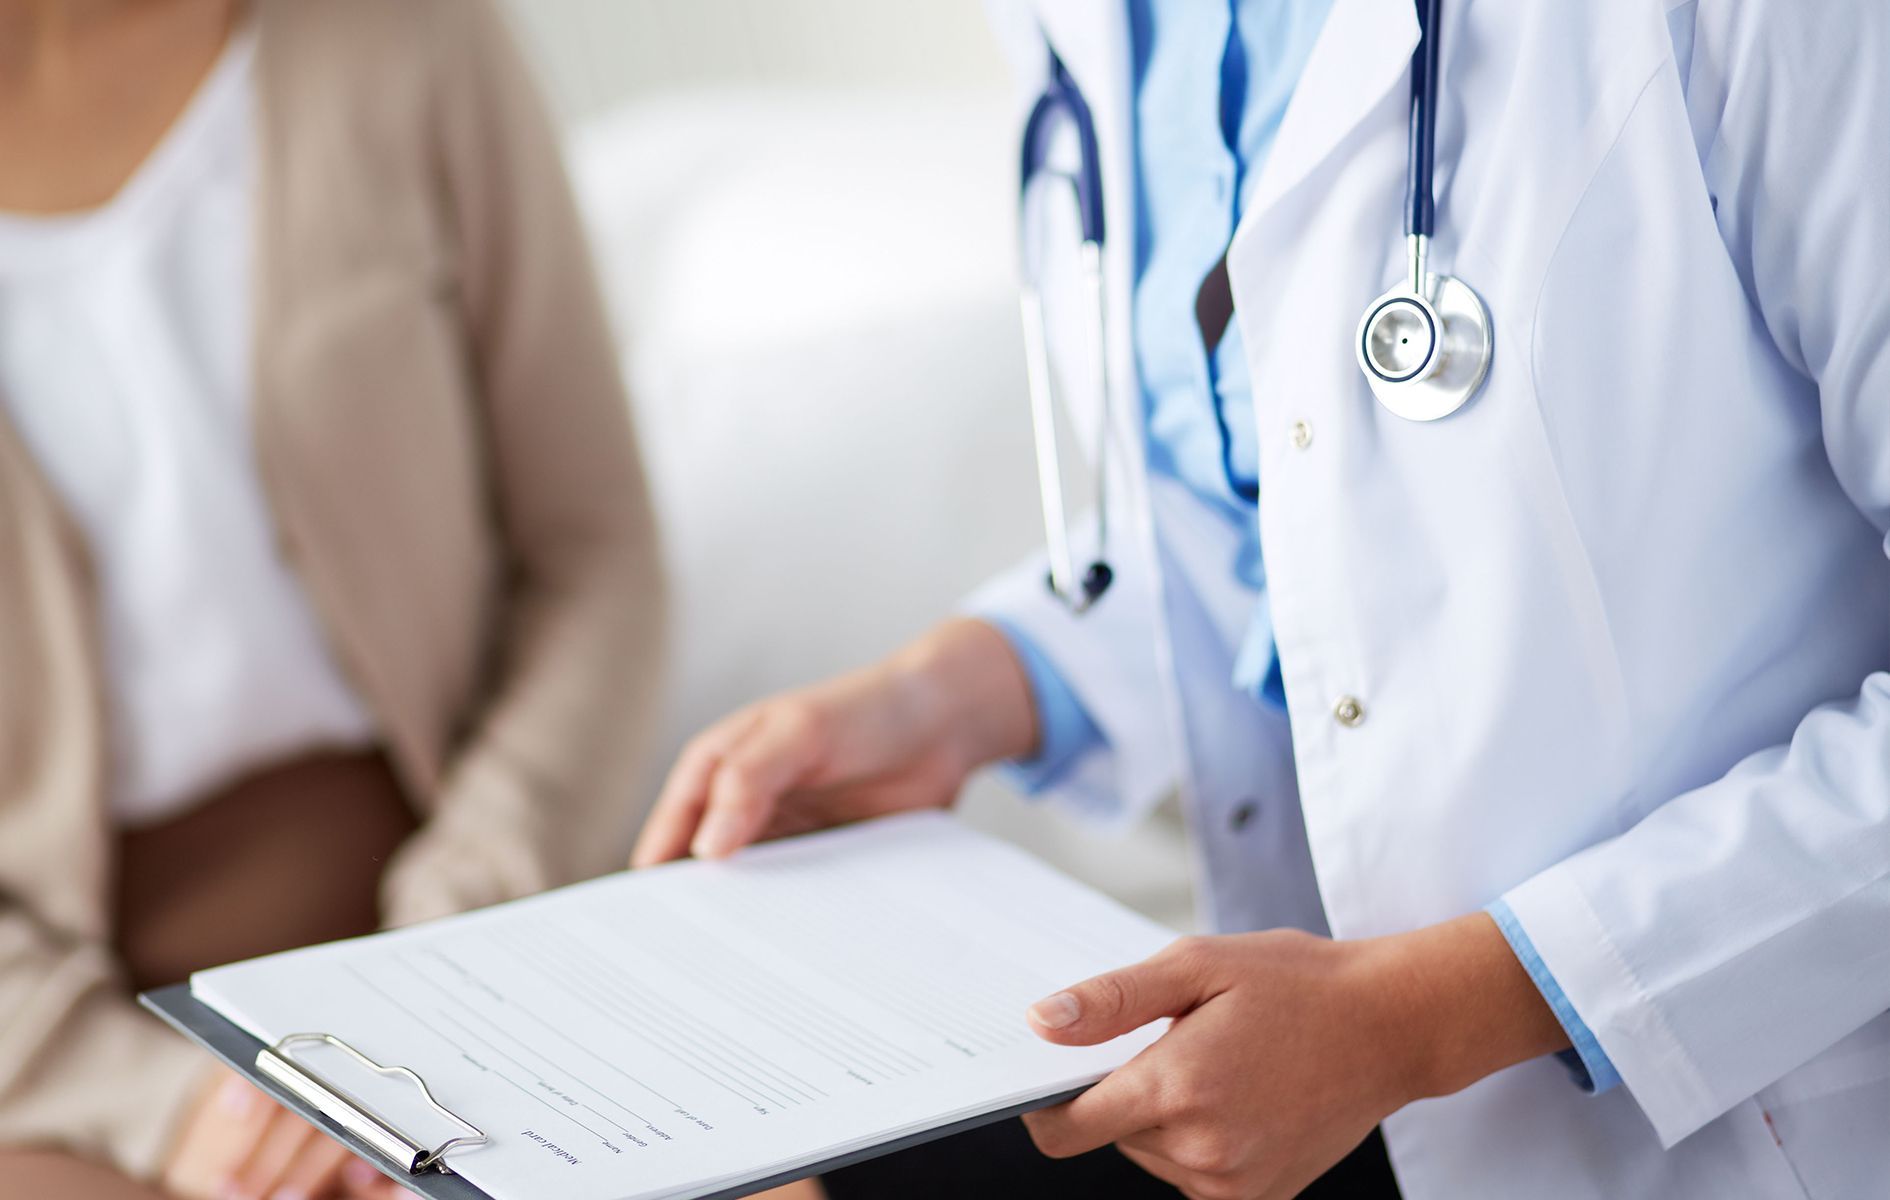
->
xmin=1356 ymin=272 xmax=1492 ymax=422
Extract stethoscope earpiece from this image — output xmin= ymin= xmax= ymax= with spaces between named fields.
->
xmin=1040 ymin=560 xmax=1114 ymax=614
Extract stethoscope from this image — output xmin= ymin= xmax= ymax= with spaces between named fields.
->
xmin=1017 ymin=0 xmax=1491 ymax=613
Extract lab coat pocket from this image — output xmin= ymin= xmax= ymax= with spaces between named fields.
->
xmin=1519 ymin=60 xmax=1784 ymax=826
xmin=1524 ymin=36 xmax=1864 ymax=829
xmin=1751 ymin=1016 xmax=1890 ymax=1200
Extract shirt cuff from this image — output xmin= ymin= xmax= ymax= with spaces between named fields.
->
xmin=1488 ymin=898 xmax=1623 ymax=1094
xmin=982 ymin=617 xmax=1107 ymax=794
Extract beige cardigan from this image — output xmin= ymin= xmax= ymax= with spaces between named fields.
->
xmin=0 ymin=0 xmax=665 ymax=1177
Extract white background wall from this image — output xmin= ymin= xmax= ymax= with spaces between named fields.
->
xmin=492 ymin=0 xmax=1198 ymax=928
xmin=498 ymin=0 xmax=1009 ymax=121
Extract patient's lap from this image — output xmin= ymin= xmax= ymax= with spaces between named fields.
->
xmin=0 ymin=1149 xmax=171 ymax=1200
xmin=112 ymin=748 xmax=415 ymax=992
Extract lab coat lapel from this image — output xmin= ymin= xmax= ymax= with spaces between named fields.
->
xmin=1025 ymin=0 xmax=1419 ymax=413
xmin=1243 ymin=0 xmax=1419 ymax=226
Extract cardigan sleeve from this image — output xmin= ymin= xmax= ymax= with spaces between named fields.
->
xmin=379 ymin=0 xmax=669 ymax=925
xmin=0 ymin=916 xmax=209 ymax=1178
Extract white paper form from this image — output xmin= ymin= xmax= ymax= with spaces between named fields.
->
xmin=190 ymin=813 xmax=1179 ymax=1200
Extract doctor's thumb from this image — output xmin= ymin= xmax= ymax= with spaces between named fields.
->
xmin=1027 ymin=940 xmax=1212 ymax=1046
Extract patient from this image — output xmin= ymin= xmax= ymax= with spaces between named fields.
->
xmin=0 ymin=1 xmax=664 ymax=1197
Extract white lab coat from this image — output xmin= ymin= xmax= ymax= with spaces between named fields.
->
xmin=969 ymin=0 xmax=1890 ymax=1196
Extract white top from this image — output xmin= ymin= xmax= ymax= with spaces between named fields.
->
xmin=0 ymin=28 xmax=376 ymax=828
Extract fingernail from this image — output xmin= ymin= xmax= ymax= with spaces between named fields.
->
xmin=692 ymin=811 xmax=739 ymax=859
xmin=343 ymin=1161 xmax=378 ymax=1188
xmin=1029 ymin=992 xmax=1081 ymax=1030
xmin=217 ymin=1077 xmax=259 ymax=1116
xmin=220 ymin=1184 xmax=254 ymax=1200
xmin=272 ymin=1189 xmax=308 ymax=1200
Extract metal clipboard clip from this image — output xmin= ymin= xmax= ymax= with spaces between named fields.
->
xmin=256 ymin=1033 xmax=488 ymax=1174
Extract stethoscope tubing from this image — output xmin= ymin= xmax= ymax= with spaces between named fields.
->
xmin=1019 ymin=53 xmax=1105 ymax=250
xmin=1017 ymin=47 xmax=1114 ymax=611
xmin=1019 ymin=0 xmax=1489 ymax=612
xmin=1406 ymin=0 xmax=1442 ymax=240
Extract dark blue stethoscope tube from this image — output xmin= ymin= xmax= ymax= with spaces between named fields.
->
xmin=1406 ymin=0 xmax=1442 ymax=240
xmin=1019 ymin=0 xmax=1456 ymax=609
xmin=1018 ymin=46 xmax=1113 ymax=609
xmin=1019 ymin=50 xmax=1106 ymax=249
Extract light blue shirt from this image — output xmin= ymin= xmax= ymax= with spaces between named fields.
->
xmin=996 ymin=0 xmax=1319 ymax=792
xmin=992 ymin=0 xmax=1619 ymax=1096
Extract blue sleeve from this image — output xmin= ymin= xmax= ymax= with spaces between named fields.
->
xmin=982 ymin=618 xmax=1108 ymax=794
xmin=1488 ymin=899 xmax=1623 ymax=1094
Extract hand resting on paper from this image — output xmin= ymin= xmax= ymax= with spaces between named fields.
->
xmin=633 ymin=620 xmax=1037 ymax=867
xmin=635 ymin=621 xmax=1571 ymax=1200
xmin=1021 ymin=917 xmax=1570 ymax=1200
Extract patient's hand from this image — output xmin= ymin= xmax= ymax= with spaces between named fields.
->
xmin=633 ymin=619 xmax=1038 ymax=866
xmin=162 ymin=1066 xmax=405 ymax=1200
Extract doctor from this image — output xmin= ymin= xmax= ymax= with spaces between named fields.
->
xmin=636 ymin=0 xmax=1890 ymax=1196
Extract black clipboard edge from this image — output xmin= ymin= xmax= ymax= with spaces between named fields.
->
xmin=141 ymin=983 xmax=1086 ymax=1200
xmin=141 ymin=985 xmax=489 ymax=1200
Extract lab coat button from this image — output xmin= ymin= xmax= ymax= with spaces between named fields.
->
xmin=1333 ymin=696 xmax=1365 ymax=727
xmin=1291 ymin=420 xmax=1313 ymax=450
xmin=1229 ymin=801 xmax=1260 ymax=832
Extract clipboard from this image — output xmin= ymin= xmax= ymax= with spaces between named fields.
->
xmin=141 ymin=984 xmax=1084 ymax=1200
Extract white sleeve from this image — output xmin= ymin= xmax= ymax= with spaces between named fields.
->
xmin=965 ymin=515 xmax=1181 ymax=828
xmin=1502 ymin=0 xmax=1890 ymax=1147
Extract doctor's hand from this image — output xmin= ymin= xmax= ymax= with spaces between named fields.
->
xmin=1022 ymin=915 xmax=1571 ymax=1200
xmin=633 ymin=619 xmax=1038 ymax=866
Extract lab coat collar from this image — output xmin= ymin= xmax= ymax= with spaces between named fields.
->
xmin=1244 ymin=0 xmax=1420 ymax=223
xmin=1032 ymin=0 xmax=1419 ymax=232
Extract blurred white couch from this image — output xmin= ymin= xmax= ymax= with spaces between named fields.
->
xmin=567 ymin=89 xmax=1195 ymax=930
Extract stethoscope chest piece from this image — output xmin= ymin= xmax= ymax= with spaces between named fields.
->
xmin=1356 ymin=270 xmax=1492 ymax=422
xmin=1357 ymin=0 xmax=1493 ymax=423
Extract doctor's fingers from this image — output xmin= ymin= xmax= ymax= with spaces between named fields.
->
xmin=1021 ymin=1064 xmax=1166 ymax=1160
xmin=691 ymin=704 xmax=831 ymax=859
xmin=633 ymin=709 xmax=766 ymax=866
xmin=1027 ymin=936 xmax=1219 ymax=1047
